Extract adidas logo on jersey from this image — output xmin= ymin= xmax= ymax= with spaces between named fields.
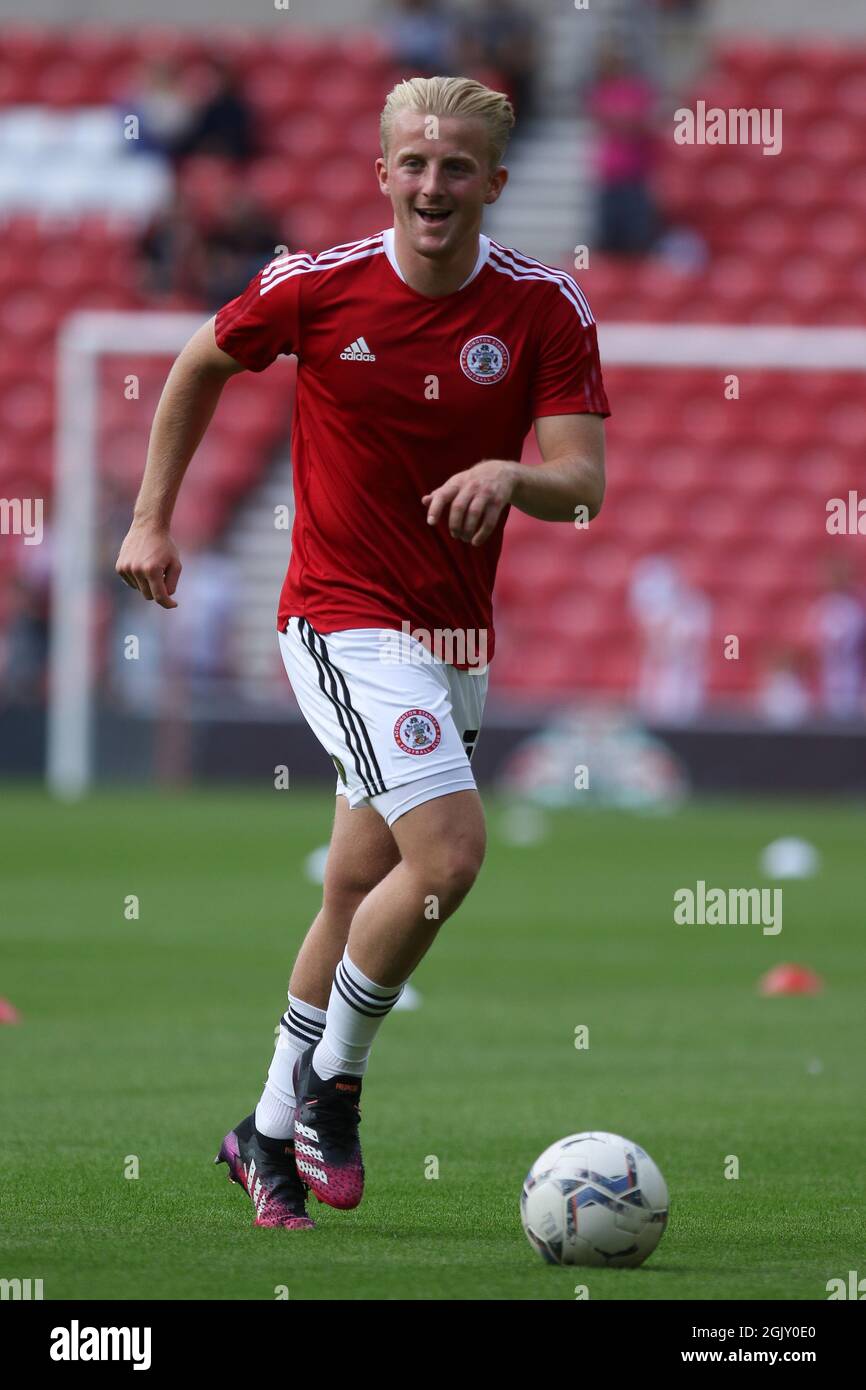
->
xmin=340 ymin=336 xmax=376 ymax=362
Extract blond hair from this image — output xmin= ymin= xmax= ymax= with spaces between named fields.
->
xmin=380 ymin=75 xmax=515 ymax=171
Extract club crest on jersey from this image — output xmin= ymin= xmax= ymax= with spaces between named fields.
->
xmin=394 ymin=709 xmax=442 ymax=755
xmin=460 ymin=335 xmax=510 ymax=385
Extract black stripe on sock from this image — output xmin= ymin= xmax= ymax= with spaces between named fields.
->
xmin=338 ymin=961 xmax=402 ymax=1007
xmin=333 ymin=973 xmax=396 ymax=1019
xmin=334 ymin=964 xmax=401 ymax=1017
xmin=280 ymin=1015 xmax=323 ymax=1045
xmin=288 ymin=1006 xmax=325 ymax=1035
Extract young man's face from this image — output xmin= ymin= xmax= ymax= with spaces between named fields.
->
xmin=376 ymin=111 xmax=507 ymax=258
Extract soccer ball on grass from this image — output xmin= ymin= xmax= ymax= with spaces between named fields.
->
xmin=520 ymin=1130 xmax=668 ymax=1267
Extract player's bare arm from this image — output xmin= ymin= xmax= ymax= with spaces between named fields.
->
xmin=423 ymin=412 xmax=605 ymax=545
xmin=115 ymin=317 xmax=243 ymax=608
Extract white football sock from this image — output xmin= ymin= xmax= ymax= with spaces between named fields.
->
xmin=255 ymin=994 xmax=326 ymax=1139
xmin=312 ymin=948 xmax=404 ymax=1080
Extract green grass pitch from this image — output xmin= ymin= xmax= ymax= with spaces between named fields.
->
xmin=2 ymin=784 xmax=864 ymax=1301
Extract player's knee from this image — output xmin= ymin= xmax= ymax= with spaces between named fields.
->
xmin=427 ymin=832 xmax=486 ymax=907
xmin=439 ymin=854 xmax=481 ymax=906
xmin=324 ymin=856 xmax=395 ymax=918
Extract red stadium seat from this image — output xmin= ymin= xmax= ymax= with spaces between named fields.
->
xmin=802 ymin=118 xmax=862 ymax=170
xmin=307 ymin=158 xmax=376 ymax=211
xmin=263 ymin=111 xmax=341 ymax=165
xmin=247 ymin=85 xmax=313 ymax=137
xmin=33 ymin=59 xmax=102 ymax=107
xmin=245 ymin=159 xmax=310 ymax=218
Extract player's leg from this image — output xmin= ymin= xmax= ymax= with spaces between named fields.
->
xmin=217 ymin=770 xmax=399 ymax=1229
xmin=309 ymin=667 xmax=487 ymax=1075
xmin=330 ymin=659 xmax=487 ymax=986
xmin=289 ymin=794 xmax=401 ymax=1007
xmin=292 ymin=655 xmax=488 ymax=1208
xmin=292 ymin=783 xmax=486 ymax=1208
xmin=344 ymin=786 xmax=486 ymax=985
xmin=251 ymin=614 xmax=401 ymax=1130
xmin=255 ymin=792 xmax=399 ymax=1141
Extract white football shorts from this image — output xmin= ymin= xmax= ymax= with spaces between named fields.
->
xmin=278 ymin=616 xmax=488 ymax=827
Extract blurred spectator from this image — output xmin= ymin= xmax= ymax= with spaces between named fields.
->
xmin=586 ymin=39 xmax=659 ymax=255
xmin=455 ymin=0 xmax=539 ymax=119
xmin=1 ymin=541 xmax=52 ymax=707
xmin=138 ymin=191 xmax=207 ymax=302
xmin=178 ymin=59 xmax=255 ymax=163
xmin=653 ymin=224 xmax=708 ymax=273
xmin=384 ymin=0 xmax=457 ymax=75
xmin=809 ymin=561 xmax=866 ymax=720
xmin=163 ymin=547 xmax=238 ymax=691
xmin=2 ymin=578 xmax=49 ymax=705
xmin=138 ymin=192 xmax=283 ymax=307
xmin=124 ymin=58 xmax=196 ymax=160
xmin=109 ymin=545 xmax=238 ymax=714
xmin=629 ymin=555 xmax=711 ymax=723
xmin=198 ymin=196 xmax=285 ymax=309
xmin=757 ymin=648 xmax=812 ymax=728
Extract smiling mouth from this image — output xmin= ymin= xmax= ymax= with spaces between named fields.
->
xmin=415 ymin=208 xmax=452 ymax=224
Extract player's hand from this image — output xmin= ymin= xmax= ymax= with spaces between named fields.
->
xmin=115 ymin=521 xmax=182 ymax=609
xmin=422 ymin=459 xmax=517 ymax=547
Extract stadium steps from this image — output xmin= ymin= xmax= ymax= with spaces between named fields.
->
xmin=483 ymin=0 xmax=602 ymax=267
xmin=223 ymin=449 xmax=295 ymax=698
xmin=485 ymin=0 xmax=676 ymax=267
xmin=485 ymin=117 xmax=594 ymax=268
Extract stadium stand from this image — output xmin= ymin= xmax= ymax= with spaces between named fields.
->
xmin=1 ymin=27 xmax=863 ymax=708
xmin=496 ymin=39 xmax=866 ymax=703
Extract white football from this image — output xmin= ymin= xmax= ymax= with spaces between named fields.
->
xmin=520 ymin=1131 xmax=669 ymax=1267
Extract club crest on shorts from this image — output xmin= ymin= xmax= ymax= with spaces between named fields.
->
xmin=394 ymin=708 xmax=442 ymax=755
xmin=459 ymin=335 xmax=510 ymax=385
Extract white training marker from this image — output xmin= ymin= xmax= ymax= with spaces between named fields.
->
xmin=304 ymin=846 xmax=330 ymax=885
xmin=393 ymin=982 xmax=422 ymax=1012
xmin=499 ymin=803 xmax=549 ymax=847
xmin=759 ymin=837 xmax=820 ymax=880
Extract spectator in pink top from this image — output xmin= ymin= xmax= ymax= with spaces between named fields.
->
xmin=586 ymin=41 xmax=659 ymax=255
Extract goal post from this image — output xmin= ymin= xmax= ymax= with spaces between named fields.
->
xmin=48 ymin=311 xmax=202 ymax=799
xmin=47 ymin=311 xmax=866 ymax=799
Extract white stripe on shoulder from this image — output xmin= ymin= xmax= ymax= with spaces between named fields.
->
xmin=261 ymin=249 xmax=314 ymax=280
xmin=260 ymin=251 xmax=314 ymax=290
xmin=488 ymin=243 xmax=594 ymax=326
xmin=488 ymin=238 xmax=594 ymax=318
xmin=261 ymin=230 xmax=384 ymax=285
xmin=487 ymin=240 xmax=594 ymax=327
xmin=260 ymin=233 xmax=385 ymax=297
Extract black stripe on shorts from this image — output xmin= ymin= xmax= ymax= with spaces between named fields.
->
xmin=297 ymin=617 xmax=387 ymax=798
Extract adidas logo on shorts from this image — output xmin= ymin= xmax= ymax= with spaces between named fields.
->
xmin=340 ymin=336 xmax=376 ymax=362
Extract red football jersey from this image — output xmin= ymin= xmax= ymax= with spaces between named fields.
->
xmin=214 ymin=228 xmax=610 ymax=666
